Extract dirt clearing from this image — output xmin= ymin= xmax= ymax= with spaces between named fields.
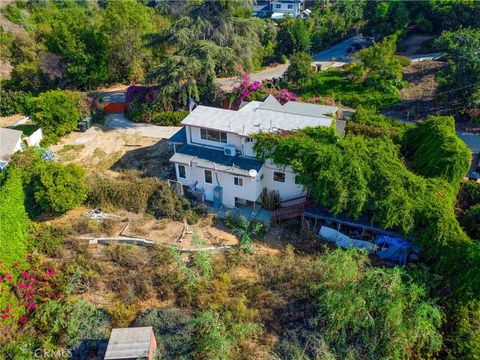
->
xmin=50 ymin=114 xmax=180 ymax=177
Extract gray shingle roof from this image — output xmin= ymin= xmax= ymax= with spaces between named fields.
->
xmin=180 ymin=98 xmax=333 ymax=136
xmin=170 ymin=144 xmax=263 ymax=177
xmin=104 ymin=327 xmax=153 ymax=360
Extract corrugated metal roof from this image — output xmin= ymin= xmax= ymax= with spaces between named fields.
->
xmin=170 ymin=144 xmax=263 ymax=177
xmin=180 ymin=99 xmax=333 ymax=136
xmin=104 ymin=327 xmax=153 ymax=360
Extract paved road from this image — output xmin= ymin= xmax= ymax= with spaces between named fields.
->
xmin=313 ymin=37 xmax=359 ymax=62
xmin=217 ymin=63 xmax=289 ymax=91
xmin=456 ymin=130 xmax=480 ymax=154
xmin=104 ymin=113 xmax=181 ymax=138
xmin=313 ymin=36 xmax=443 ymax=63
xmin=99 ymin=90 xmax=126 ymax=103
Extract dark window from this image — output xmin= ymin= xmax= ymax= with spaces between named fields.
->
xmin=275 ymin=4 xmax=281 ymax=8
xmin=260 ymin=174 xmax=264 ymax=181
xmin=273 ymin=171 xmax=285 ymax=182
xmin=204 ymin=170 xmax=213 ymax=184
xmin=178 ymin=165 xmax=186 ymax=179
xmin=200 ymin=128 xmax=227 ymax=143
xmin=288 ymin=4 xmax=293 ymax=9
xmin=295 ymin=175 xmax=300 ymax=184
xmin=234 ymin=177 xmax=243 ymax=186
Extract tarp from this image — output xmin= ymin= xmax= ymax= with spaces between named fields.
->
xmin=319 ymin=226 xmax=377 ymax=253
xmin=375 ymin=235 xmax=419 ymax=265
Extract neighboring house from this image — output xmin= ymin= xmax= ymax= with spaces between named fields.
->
xmin=0 ymin=128 xmax=23 ymax=170
xmin=253 ymin=0 xmax=306 ymax=19
xmin=104 ymin=327 xmax=157 ymax=360
xmin=253 ymin=0 xmax=271 ymax=18
xmin=271 ymin=0 xmax=304 ymax=19
xmin=169 ymin=95 xmax=338 ymax=209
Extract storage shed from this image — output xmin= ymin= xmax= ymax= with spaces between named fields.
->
xmin=104 ymin=327 xmax=157 ymax=360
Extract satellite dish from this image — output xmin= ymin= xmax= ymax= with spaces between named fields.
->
xmin=249 ymin=169 xmax=258 ymax=178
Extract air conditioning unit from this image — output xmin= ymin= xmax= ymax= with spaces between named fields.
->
xmin=224 ymin=144 xmax=236 ymax=157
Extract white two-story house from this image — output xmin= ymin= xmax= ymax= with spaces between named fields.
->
xmin=169 ymin=95 xmax=338 ymax=209
xmin=271 ymin=0 xmax=304 ymax=19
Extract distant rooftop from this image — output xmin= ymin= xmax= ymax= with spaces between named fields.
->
xmin=104 ymin=327 xmax=154 ymax=360
xmin=181 ymin=96 xmax=336 ymax=136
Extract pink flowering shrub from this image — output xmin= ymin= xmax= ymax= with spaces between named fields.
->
xmin=275 ymin=88 xmax=297 ymax=104
xmin=0 ymin=260 xmax=60 ymax=325
xmin=230 ymin=74 xmax=265 ymax=106
xmin=125 ymin=85 xmax=157 ymax=104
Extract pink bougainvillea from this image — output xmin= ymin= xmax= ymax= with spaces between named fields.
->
xmin=275 ymin=88 xmax=297 ymax=105
xmin=0 ymin=261 xmax=60 ymax=325
xmin=231 ymin=73 xmax=264 ymax=106
xmin=125 ymin=85 xmax=158 ymax=104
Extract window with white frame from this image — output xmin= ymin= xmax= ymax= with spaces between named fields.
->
xmin=275 ymin=4 xmax=281 ymax=9
xmin=178 ymin=164 xmax=186 ymax=179
xmin=233 ymin=177 xmax=244 ymax=186
xmin=273 ymin=171 xmax=285 ymax=182
xmin=200 ymin=128 xmax=227 ymax=143
xmin=288 ymin=4 xmax=293 ymax=9
xmin=204 ymin=170 xmax=213 ymax=184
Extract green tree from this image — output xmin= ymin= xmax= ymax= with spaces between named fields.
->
xmin=276 ymin=18 xmax=311 ymax=56
xmin=28 ymin=90 xmax=84 ymax=144
xmin=402 ymin=116 xmax=471 ymax=184
xmin=101 ymin=0 xmax=158 ymax=83
xmin=284 ymin=52 xmax=313 ymax=88
xmin=364 ymin=0 xmax=410 ymax=37
xmin=34 ymin=163 xmax=87 ymax=214
xmin=436 ymin=28 xmax=480 ymax=108
xmin=460 ymin=204 xmax=480 ymax=240
xmin=354 ymin=35 xmax=404 ymax=93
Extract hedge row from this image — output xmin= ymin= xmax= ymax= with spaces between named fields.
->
xmin=0 ymin=170 xmax=28 ymax=267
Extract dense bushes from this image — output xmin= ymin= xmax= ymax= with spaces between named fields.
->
xmin=133 ymin=308 xmax=194 ymax=360
xmin=299 ymin=69 xmax=401 ymax=109
xmin=34 ymin=163 xmax=87 ymax=214
xmin=309 ymin=250 xmax=442 ymax=359
xmin=150 ymin=111 xmax=188 ymax=126
xmin=402 ymin=116 xmax=471 ymax=184
xmin=0 ymin=89 xmax=30 ymax=116
xmin=28 ymin=90 xmax=88 ymax=145
xmin=9 ymin=148 xmax=87 ymax=216
xmin=87 ymin=171 xmax=197 ymax=223
xmin=254 ymin=117 xmax=478 ymax=296
xmin=0 ymin=170 xmax=28 ymax=267
xmin=348 ymin=107 xmax=413 ymax=143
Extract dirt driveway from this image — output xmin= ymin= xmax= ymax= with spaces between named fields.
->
xmin=50 ymin=114 xmax=181 ymax=178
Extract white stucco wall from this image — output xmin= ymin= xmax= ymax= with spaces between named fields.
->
xmin=174 ymin=157 xmax=305 ymax=208
xmin=263 ymin=159 xmax=306 ymax=200
xmin=25 ymin=128 xmax=43 ymax=147
xmin=174 ymin=162 xmax=263 ymax=208
xmin=271 ymin=1 xmax=302 ymax=17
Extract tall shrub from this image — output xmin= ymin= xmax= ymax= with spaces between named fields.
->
xmin=0 ymin=170 xmax=28 ymax=267
xmin=28 ymin=90 xmax=86 ymax=144
xmin=402 ymin=116 xmax=471 ymax=184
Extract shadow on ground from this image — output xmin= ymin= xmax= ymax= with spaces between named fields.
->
xmin=111 ymin=139 xmax=174 ymax=178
